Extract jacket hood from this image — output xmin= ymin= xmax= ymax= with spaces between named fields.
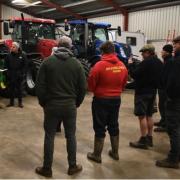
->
xmin=54 ymin=47 xmax=73 ymax=60
xmin=101 ymin=53 xmax=119 ymax=64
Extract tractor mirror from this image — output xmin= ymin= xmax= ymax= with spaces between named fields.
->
xmin=9 ymin=21 xmax=15 ymax=28
xmin=3 ymin=22 xmax=9 ymax=35
xmin=117 ymin=26 xmax=121 ymax=36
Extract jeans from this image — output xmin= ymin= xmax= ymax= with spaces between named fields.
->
xmin=43 ymin=104 xmax=77 ymax=168
xmin=92 ymin=97 xmax=121 ymax=138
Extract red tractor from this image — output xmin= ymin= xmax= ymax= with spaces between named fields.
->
xmin=0 ymin=14 xmax=57 ymax=95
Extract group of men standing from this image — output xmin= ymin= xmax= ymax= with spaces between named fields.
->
xmin=5 ymin=35 xmax=180 ymax=177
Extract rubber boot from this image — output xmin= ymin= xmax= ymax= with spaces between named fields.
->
xmin=87 ymin=137 xmax=104 ymax=163
xmin=109 ymin=135 xmax=119 ymax=160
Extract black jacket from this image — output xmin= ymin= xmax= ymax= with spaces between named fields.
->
xmin=129 ymin=55 xmax=163 ymax=94
xmin=36 ymin=47 xmax=86 ymax=107
xmin=5 ymin=51 xmax=28 ymax=82
xmin=164 ymin=52 xmax=180 ymax=99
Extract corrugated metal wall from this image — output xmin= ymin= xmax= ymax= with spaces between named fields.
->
xmin=1 ymin=4 xmax=32 ymax=39
xmin=89 ymin=14 xmax=124 ymax=29
xmin=129 ymin=6 xmax=180 ymax=40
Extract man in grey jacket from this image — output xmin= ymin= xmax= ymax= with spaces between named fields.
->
xmin=35 ymin=36 xmax=86 ymax=177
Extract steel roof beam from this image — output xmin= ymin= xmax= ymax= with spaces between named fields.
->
xmin=40 ymin=0 xmax=84 ymax=19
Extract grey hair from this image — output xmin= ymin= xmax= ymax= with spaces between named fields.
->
xmin=12 ymin=42 xmax=20 ymax=49
xmin=57 ymin=36 xmax=72 ymax=49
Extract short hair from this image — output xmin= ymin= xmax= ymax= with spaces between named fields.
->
xmin=100 ymin=41 xmax=115 ymax=54
xmin=57 ymin=36 xmax=72 ymax=49
xmin=12 ymin=42 xmax=20 ymax=49
xmin=173 ymin=36 xmax=180 ymax=43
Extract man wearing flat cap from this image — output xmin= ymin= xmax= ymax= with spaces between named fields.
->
xmin=128 ymin=44 xmax=163 ymax=150
xmin=156 ymin=36 xmax=180 ymax=169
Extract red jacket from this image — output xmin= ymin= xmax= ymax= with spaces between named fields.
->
xmin=88 ymin=54 xmax=128 ymax=97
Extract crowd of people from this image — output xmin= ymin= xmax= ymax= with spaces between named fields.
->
xmin=2 ymin=35 xmax=180 ymax=177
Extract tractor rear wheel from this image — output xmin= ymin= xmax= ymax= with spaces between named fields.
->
xmin=26 ymin=58 xmax=42 ymax=95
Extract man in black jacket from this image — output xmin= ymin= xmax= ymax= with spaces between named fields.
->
xmin=35 ymin=36 xmax=86 ymax=177
xmin=154 ymin=44 xmax=173 ymax=132
xmin=128 ymin=44 xmax=163 ymax=149
xmin=156 ymin=36 xmax=180 ymax=169
xmin=5 ymin=42 xmax=27 ymax=108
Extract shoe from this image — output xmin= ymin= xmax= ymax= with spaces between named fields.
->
xmin=156 ymin=158 xmax=179 ymax=169
xmin=87 ymin=137 xmax=104 ymax=163
xmin=146 ymin=135 xmax=153 ymax=147
xmin=18 ymin=104 xmax=24 ymax=108
xmin=129 ymin=136 xmax=148 ymax=149
xmin=154 ymin=127 xmax=166 ymax=132
xmin=154 ymin=121 xmax=162 ymax=127
xmin=6 ymin=103 xmax=14 ymax=107
xmin=108 ymin=135 xmax=119 ymax=160
xmin=68 ymin=164 xmax=82 ymax=175
xmin=35 ymin=166 xmax=52 ymax=178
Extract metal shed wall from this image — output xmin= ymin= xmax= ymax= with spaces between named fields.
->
xmin=1 ymin=4 xmax=32 ymax=39
xmin=128 ymin=5 xmax=180 ymax=41
xmin=89 ymin=14 xmax=124 ymax=29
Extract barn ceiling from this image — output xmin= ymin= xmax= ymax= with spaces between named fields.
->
xmin=1 ymin=0 xmax=180 ymax=23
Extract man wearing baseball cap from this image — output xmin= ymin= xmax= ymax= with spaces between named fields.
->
xmin=128 ymin=44 xmax=163 ymax=149
xmin=156 ymin=36 xmax=180 ymax=168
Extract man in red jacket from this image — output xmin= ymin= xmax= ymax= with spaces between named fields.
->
xmin=87 ymin=41 xmax=128 ymax=163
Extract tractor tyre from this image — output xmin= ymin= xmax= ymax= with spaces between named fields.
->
xmin=26 ymin=58 xmax=42 ymax=96
xmin=78 ymin=58 xmax=90 ymax=79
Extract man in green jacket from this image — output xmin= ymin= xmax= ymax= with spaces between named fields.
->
xmin=35 ymin=36 xmax=86 ymax=177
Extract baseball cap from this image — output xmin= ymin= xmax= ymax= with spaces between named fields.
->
xmin=139 ymin=44 xmax=155 ymax=53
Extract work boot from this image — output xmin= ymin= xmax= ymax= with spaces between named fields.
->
xmin=129 ymin=136 xmax=148 ymax=149
xmin=156 ymin=158 xmax=179 ymax=169
xmin=35 ymin=166 xmax=52 ymax=178
xmin=87 ymin=137 xmax=104 ymax=163
xmin=109 ymin=135 xmax=119 ymax=160
xmin=146 ymin=135 xmax=153 ymax=147
xmin=68 ymin=164 xmax=82 ymax=175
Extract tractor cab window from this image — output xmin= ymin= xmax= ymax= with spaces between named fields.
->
xmin=70 ymin=24 xmax=84 ymax=44
xmin=38 ymin=24 xmax=55 ymax=39
xmin=94 ymin=28 xmax=107 ymax=42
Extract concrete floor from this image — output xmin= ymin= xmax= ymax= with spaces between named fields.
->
xmin=0 ymin=90 xmax=180 ymax=179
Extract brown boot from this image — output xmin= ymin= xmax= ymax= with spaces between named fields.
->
xmin=87 ymin=137 xmax=104 ymax=163
xmin=156 ymin=158 xmax=179 ymax=169
xmin=68 ymin=164 xmax=82 ymax=175
xmin=35 ymin=166 xmax=52 ymax=178
xmin=109 ymin=135 xmax=119 ymax=160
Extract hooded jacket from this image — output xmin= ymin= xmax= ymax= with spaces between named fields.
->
xmin=88 ymin=53 xmax=128 ymax=97
xmin=36 ymin=47 xmax=86 ymax=107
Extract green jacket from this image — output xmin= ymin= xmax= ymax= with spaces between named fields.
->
xmin=36 ymin=47 xmax=86 ymax=107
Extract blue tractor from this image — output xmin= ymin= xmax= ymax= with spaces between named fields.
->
xmin=65 ymin=20 xmax=132 ymax=71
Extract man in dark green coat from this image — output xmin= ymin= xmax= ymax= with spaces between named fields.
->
xmin=35 ymin=36 xmax=86 ymax=177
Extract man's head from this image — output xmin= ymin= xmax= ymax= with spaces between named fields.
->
xmin=11 ymin=42 xmax=20 ymax=53
xmin=57 ymin=36 xmax=72 ymax=49
xmin=161 ymin=44 xmax=173 ymax=59
xmin=139 ymin=44 xmax=155 ymax=59
xmin=173 ymin=36 xmax=180 ymax=54
xmin=100 ymin=41 xmax=115 ymax=54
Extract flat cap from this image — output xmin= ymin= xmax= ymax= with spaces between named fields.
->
xmin=139 ymin=44 xmax=155 ymax=52
xmin=173 ymin=36 xmax=180 ymax=43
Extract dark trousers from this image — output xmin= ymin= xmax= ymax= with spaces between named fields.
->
xmin=9 ymin=80 xmax=22 ymax=104
xmin=158 ymin=89 xmax=167 ymax=127
xmin=92 ymin=97 xmax=121 ymax=138
xmin=43 ymin=105 xmax=77 ymax=168
xmin=166 ymin=99 xmax=180 ymax=162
